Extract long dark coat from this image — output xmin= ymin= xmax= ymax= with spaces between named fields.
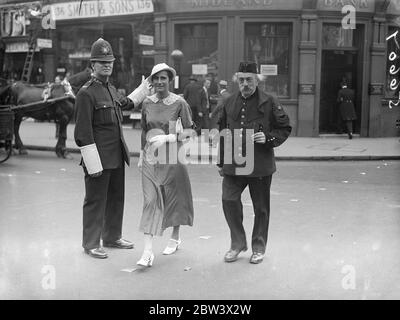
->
xmin=337 ymin=87 xmax=357 ymax=121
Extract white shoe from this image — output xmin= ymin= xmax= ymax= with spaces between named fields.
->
xmin=162 ymin=239 xmax=181 ymax=255
xmin=136 ymin=251 xmax=154 ymax=267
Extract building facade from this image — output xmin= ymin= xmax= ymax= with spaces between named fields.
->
xmin=153 ymin=0 xmax=400 ymax=137
xmin=1 ymin=0 xmax=399 ymax=136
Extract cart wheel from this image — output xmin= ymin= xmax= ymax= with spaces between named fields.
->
xmin=0 ymin=140 xmax=12 ymax=163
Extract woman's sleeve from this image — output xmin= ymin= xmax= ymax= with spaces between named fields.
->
xmin=140 ymin=102 xmax=147 ymax=150
xmin=179 ymin=100 xmax=193 ymax=129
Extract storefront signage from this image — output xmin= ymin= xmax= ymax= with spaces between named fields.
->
xmin=166 ymin=0 xmax=302 ymax=12
xmin=192 ymin=64 xmax=208 ymax=75
xmin=139 ymin=34 xmax=154 ymax=46
xmin=0 ymin=8 xmax=27 ymax=37
xmin=386 ymin=29 xmax=400 ymax=108
xmin=5 ymin=42 xmax=39 ymax=53
xmin=260 ymin=64 xmax=277 ymax=76
xmin=50 ymin=0 xmax=153 ymax=20
xmin=37 ymin=38 xmax=52 ymax=48
xmin=299 ymin=84 xmax=316 ymax=95
xmin=68 ymin=51 xmax=91 ymax=59
xmin=368 ymin=83 xmax=383 ymax=95
xmin=317 ymin=0 xmax=374 ymax=12
xmin=142 ymin=50 xmax=156 ymax=55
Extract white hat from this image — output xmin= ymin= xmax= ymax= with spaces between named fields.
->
xmin=149 ymin=63 xmax=176 ymax=81
xmin=219 ymin=80 xmax=228 ymax=86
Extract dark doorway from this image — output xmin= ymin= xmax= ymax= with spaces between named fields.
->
xmin=319 ymin=50 xmax=361 ymax=134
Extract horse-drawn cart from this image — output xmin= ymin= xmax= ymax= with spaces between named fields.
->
xmin=0 ymin=105 xmax=14 ymax=163
xmin=0 ymin=95 xmax=73 ymax=163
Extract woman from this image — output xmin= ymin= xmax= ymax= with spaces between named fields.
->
xmin=136 ymin=63 xmax=194 ymax=267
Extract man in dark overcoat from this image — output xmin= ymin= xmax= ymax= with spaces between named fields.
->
xmin=74 ymin=38 xmax=150 ymax=258
xmin=217 ymin=61 xmax=292 ymax=264
xmin=183 ymin=76 xmax=203 ymax=135
xmin=337 ymin=82 xmax=357 ymax=139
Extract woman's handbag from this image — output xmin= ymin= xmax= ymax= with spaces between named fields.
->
xmin=176 ymin=116 xmax=183 ymax=135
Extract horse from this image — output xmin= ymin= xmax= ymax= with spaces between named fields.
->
xmin=0 ymin=81 xmax=75 ymax=158
xmin=0 ymin=68 xmax=91 ymax=158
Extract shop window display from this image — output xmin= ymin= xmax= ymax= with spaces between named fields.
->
xmin=175 ymin=23 xmax=219 ymax=93
xmin=245 ymin=23 xmax=291 ymax=98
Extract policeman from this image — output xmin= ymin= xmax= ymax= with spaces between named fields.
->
xmin=337 ymin=81 xmax=357 ymax=139
xmin=217 ymin=61 xmax=292 ymax=264
xmin=74 ymin=38 xmax=150 ymax=259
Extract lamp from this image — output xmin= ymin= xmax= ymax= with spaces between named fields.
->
xmin=171 ymin=49 xmax=183 ymax=93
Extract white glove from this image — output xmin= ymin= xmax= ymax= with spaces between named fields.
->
xmin=149 ymin=134 xmax=176 ymax=149
xmin=128 ymin=78 xmax=152 ymax=106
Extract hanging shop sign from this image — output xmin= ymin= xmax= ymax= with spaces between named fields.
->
xmin=260 ymin=64 xmax=277 ymax=76
xmin=50 ymin=0 xmax=153 ymax=20
xmin=139 ymin=34 xmax=154 ymax=46
xmin=36 ymin=38 xmax=52 ymax=49
xmin=192 ymin=64 xmax=208 ymax=75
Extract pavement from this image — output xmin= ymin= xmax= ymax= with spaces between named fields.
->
xmin=16 ymin=120 xmax=400 ymax=160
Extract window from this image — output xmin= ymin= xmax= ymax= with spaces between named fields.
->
xmin=175 ymin=23 xmax=219 ymax=94
xmin=244 ymin=23 xmax=292 ymax=97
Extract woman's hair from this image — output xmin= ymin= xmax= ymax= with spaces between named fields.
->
xmin=152 ymin=70 xmax=173 ymax=82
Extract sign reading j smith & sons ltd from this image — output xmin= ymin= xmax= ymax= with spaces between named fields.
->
xmin=51 ymin=0 xmax=153 ymax=20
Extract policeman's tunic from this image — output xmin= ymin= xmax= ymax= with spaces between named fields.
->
xmin=74 ymin=77 xmax=132 ymax=249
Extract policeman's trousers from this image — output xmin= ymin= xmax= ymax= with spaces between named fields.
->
xmin=82 ymin=167 xmax=125 ymax=249
xmin=222 ymin=175 xmax=272 ymax=254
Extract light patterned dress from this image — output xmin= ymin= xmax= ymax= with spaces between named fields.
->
xmin=139 ymin=93 xmax=194 ymax=236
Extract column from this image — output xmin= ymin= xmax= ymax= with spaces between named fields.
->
xmin=297 ymin=12 xmax=318 ymax=136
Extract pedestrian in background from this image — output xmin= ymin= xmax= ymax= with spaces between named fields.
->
xmin=217 ymin=61 xmax=291 ymax=264
xmin=183 ymin=76 xmax=203 ymax=135
xmin=200 ymin=78 xmax=211 ymax=131
xmin=337 ymin=81 xmax=357 ymax=139
xmin=136 ymin=63 xmax=194 ymax=267
xmin=74 ymin=38 xmax=150 ymax=259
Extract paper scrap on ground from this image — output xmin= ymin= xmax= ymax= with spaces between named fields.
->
xmin=121 ymin=268 xmax=139 ymax=273
xmin=199 ymin=236 xmax=212 ymax=240
xmin=184 ymin=267 xmax=192 ymax=271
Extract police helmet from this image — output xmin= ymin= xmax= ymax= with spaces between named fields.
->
xmin=90 ymin=38 xmax=115 ymax=62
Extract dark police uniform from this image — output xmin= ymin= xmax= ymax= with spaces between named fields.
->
xmin=337 ymin=85 xmax=357 ymax=138
xmin=74 ymin=38 xmax=133 ymax=251
xmin=218 ymin=87 xmax=291 ymax=256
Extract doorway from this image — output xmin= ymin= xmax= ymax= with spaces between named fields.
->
xmin=319 ymin=50 xmax=361 ymax=134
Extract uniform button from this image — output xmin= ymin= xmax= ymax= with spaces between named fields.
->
xmin=241 ymin=115 xmax=245 ymax=118
xmin=241 ymin=122 xmax=244 ymax=125
xmin=239 ymin=134 xmax=243 ymax=138
xmin=104 ymin=105 xmax=106 ymax=108
xmin=241 ymin=108 xmax=245 ymax=112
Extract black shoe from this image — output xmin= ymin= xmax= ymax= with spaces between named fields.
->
xmin=348 ymin=133 xmax=353 ymax=140
xmin=250 ymin=252 xmax=265 ymax=264
xmin=103 ymin=238 xmax=134 ymax=249
xmin=84 ymin=247 xmax=108 ymax=259
xmin=224 ymin=247 xmax=247 ymax=263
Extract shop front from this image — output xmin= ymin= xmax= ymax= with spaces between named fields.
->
xmin=51 ymin=0 xmax=155 ymax=95
xmin=153 ymin=0 xmax=399 ymax=137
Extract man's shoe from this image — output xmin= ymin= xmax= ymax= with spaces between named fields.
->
xmin=224 ymin=248 xmax=246 ymax=263
xmin=250 ymin=252 xmax=265 ymax=264
xmin=103 ymin=238 xmax=134 ymax=249
xmin=84 ymin=248 xmax=108 ymax=259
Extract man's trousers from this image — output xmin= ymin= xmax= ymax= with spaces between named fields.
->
xmin=82 ymin=167 xmax=125 ymax=250
xmin=222 ymin=175 xmax=272 ymax=254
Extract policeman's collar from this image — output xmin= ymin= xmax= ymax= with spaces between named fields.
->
xmin=92 ymin=76 xmax=109 ymax=86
